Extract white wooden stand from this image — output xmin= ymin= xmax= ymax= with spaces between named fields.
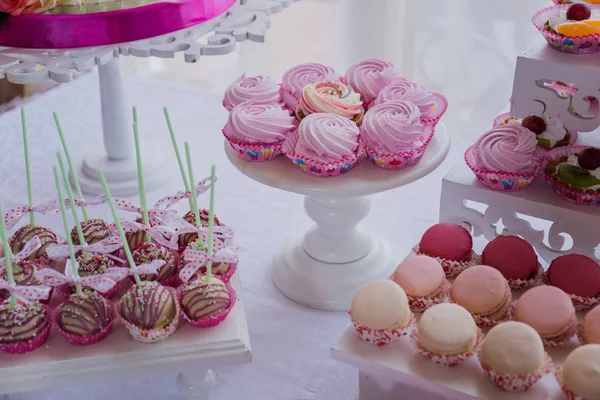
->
xmin=225 ymin=123 xmax=451 ymax=311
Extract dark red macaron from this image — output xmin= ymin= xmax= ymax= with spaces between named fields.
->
xmin=419 ymin=223 xmax=473 ymax=261
xmin=547 ymin=254 xmax=600 ymax=298
xmin=482 ymin=236 xmax=538 ymax=281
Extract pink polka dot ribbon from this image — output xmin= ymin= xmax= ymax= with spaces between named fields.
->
xmin=161 ymin=212 xmax=235 ymax=241
xmin=0 ymin=237 xmax=41 ymax=266
xmin=113 ymin=198 xmax=170 ymax=225
xmin=0 ymin=277 xmax=52 ymax=303
xmin=3 ymin=200 xmax=60 ymax=229
xmin=179 ymin=245 xmax=239 ymax=283
xmin=153 ymin=177 xmax=213 ymax=210
xmin=120 ymin=219 xmax=179 ymax=250
xmin=108 ymin=259 xmax=166 ymax=277
xmin=35 ymin=259 xmax=129 ymax=293
xmin=46 ymin=236 xmax=123 ymax=261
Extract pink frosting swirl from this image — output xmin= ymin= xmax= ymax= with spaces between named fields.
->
xmin=345 ymin=59 xmax=403 ymax=103
xmin=360 ymin=101 xmax=425 ymax=153
xmin=372 ymin=80 xmax=437 ymax=118
xmin=281 ymin=63 xmax=341 ymax=108
xmin=295 ymin=113 xmax=360 ymax=161
xmin=223 ymin=74 xmax=282 ymax=111
xmin=226 ymin=102 xmax=297 ymax=144
xmin=472 ymin=125 xmax=539 ymax=174
xmin=297 ymin=81 xmax=363 ymax=120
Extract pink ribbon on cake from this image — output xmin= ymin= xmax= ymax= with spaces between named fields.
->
xmin=120 ymin=219 xmax=178 ymax=250
xmin=3 ymin=200 xmax=59 ymax=229
xmin=36 ymin=259 xmax=129 ymax=293
xmin=0 ymin=278 xmax=51 ymax=303
xmin=63 ymin=197 xmax=107 ymax=210
xmin=0 ymin=237 xmax=41 ymax=266
xmin=161 ymin=212 xmax=235 ymax=240
xmin=179 ymin=245 xmax=239 ymax=282
xmin=108 ymin=259 xmax=166 ymax=278
xmin=45 ymin=236 xmax=123 ymax=260
xmin=153 ymin=177 xmax=213 ymax=210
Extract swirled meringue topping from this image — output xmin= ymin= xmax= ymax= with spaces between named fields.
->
xmin=372 ymin=80 xmax=436 ymax=118
xmin=281 ymin=63 xmax=341 ymax=108
xmin=360 ymin=100 xmax=425 ymax=153
xmin=223 ymin=74 xmax=282 ymax=111
xmin=472 ymin=125 xmax=539 ymax=174
xmin=295 ymin=113 xmax=360 ymax=161
xmin=226 ymin=101 xmax=297 ymax=144
xmin=345 ymin=59 xmax=403 ymax=103
xmin=297 ymin=81 xmax=363 ymax=120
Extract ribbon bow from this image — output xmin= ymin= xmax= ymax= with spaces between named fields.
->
xmin=161 ymin=212 xmax=235 ymax=241
xmin=35 ymin=259 xmax=130 ymax=293
xmin=112 ymin=198 xmax=172 ymax=226
xmin=63 ymin=197 xmax=107 ymax=210
xmin=108 ymin=259 xmax=166 ymax=278
xmin=153 ymin=177 xmax=213 ymax=210
xmin=0 ymin=236 xmax=41 ymax=266
xmin=179 ymin=245 xmax=239 ymax=283
xmin=46 ymin=236 xmax=123 ymax=260
xmin=4 ymin=200 xmax=60 ymax=229
xmin=0 ymin=278 xmax=52 ymax=303
xmin=120 ymin=219 xmax=178 ymax=250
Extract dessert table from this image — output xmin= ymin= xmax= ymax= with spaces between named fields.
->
xmin=0 ymin=70 xmax=462 ymax=400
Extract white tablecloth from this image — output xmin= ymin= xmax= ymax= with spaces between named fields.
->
xmin=0 ymin=70 xmax=467 ymax=400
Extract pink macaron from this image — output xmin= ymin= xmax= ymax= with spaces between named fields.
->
xmin=393 ymin=256 xmax=448 ymax=312
xmin=418 ymin=223 xmax=473 ymax=262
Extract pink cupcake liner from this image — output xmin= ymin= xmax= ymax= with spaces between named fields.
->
xmin=533 ymin=5 xmax=600 ymax=54
xmin=464 ymin=145 xmax=545 ymax=192
xmin=364 ymin=125 xmax=434 ymax=170
xmin=554 ymin=367 xmax=584 ymax=400
xmin=449 ymin=293 xmax=513 ymax=329
xmin=542 ymin=271 xmax=600 ymax=311
xmin=222 ymin=128 xmax=285 ymax=162
xmin=52 ymin=301 xmax=116 ymax=346
xmin=410 ymin=328 xmax=484 ymax=367
xmin=407 ymin=279 xmax=450 ymax=313
xmin=543 ymin=322 xmax=577 ymax=347
xmin=421 ymin=93 xmax=448 ymax=127
xmin=479 ymin=350 xmax=553 ymax=392
xmin=507 ymin=263 xmax=544 ymax=291
xmin=57 ymin=282 xmax=120 ymax=300
xmin=282 ymin=130 xmax=365 ymax=177
xmin=543 ymin=145 xmax=600 ymax=205
xmin=0 ymin=306 xmax=51 ymax=354
xmin=176 ymin=280 xmax=236 ymax=328
xmin=349 ymin=311 xmax=415 ymax=347
xmin=412 ymin=244 xmax=480 ymax=278
xmin=115 ymin=287 xmax=180 ymax=344
xmin=492 ymin=112 xmax=578 ymax=150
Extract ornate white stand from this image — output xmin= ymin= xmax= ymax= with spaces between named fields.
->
xmin=0 ymin=0 xmax=297 ymax=195
xmin=225 ymin=124 xmax=451 ymax=311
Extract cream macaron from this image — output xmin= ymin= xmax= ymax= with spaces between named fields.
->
xmin=417 ymin=303 xmax=478 ymax=357
xmin=561 ymin=344 xmax=600 ymax=400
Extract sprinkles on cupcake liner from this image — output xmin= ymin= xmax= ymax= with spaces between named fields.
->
xmin=176 ymin=280 xmax=237 ymax=328
xmin=492 ymin=112 xmax=578 ymax=150
xmin=223 ymin=128 xmax=285 ymax=162
xmin=479 ymin=350 xmax=553 ymax=392
xmin=0 ymin=305 xmax=51 ymax=354
xmin=555 ymin=367 xmax=584 ymax=400
xmin=533 ymin=5 xmax=600 ymax=54
xmin=349 ymin=311 xmax=415 ymax=347
xmin=282 ymin=130 xmax=365 ymax=178
xmin=411 ymin=244 xmax=480 ymax=278
xmin=464 ymin=145 xmax=545 ymax=192
xmin=407 ymin=279 xmax=450 ymax=313
xmin=422 ymin=93 xmax=448 ymax=127
xmin=410 ymin=328 xmax=484 ymax=367
xmin=364 ymin=125 xmax=434 ymax=170
xmin=53 ymin=301 xmax=116 ymax=346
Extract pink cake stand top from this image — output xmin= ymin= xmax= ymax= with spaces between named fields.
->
xmin=0 ymin=0 xmax=235 ymax=49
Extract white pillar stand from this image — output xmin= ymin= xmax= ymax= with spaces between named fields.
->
xmin=176 ymin=369 xmax=216 ymax=400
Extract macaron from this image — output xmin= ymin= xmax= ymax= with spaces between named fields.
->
xmin=514 ymin=285 xmax=577 ymax=345
xmin=480 ymin=321 xmax=546 ymax=376
xmin=581 ymin=305 xmax=600 ymax=345
xmin=451 ymin=265 xmax=511 ymax=324
xmin=482 ymin=235 xmax=538 ymax=281
xmin=392 ymin=256 xmax=447 ymax=310
xmin=547 ymin=254 xmax=600 ymax=299
xmin=350 ymin=279 xmax=412 ymax=331
xmin=561 ymin=344 xmax=600 ymax=400
xmin=418 ymin=223 xmax=473 ymax=262
xmin=417 ymin=303 xmax=478 ymax=356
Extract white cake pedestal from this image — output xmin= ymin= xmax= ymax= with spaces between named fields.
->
xmin=225 ymin=124 xmax=451 ymax=311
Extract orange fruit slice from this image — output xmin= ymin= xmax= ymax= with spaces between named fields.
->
xmin=586 ymin=0 xmax=600 ymax=4
xmin=556 ymin=21 xmax=600 ymax=36
xmin=584 ymin=19 xmax=600 ymax=27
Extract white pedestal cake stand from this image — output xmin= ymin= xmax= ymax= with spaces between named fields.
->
xmin=224 ymin=124 xmax=451 ymax=311
xmin=0 ymin=0 xmax=297 ymax=196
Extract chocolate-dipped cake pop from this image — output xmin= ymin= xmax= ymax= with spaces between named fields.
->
xmin=181 ymin=276 xmax=231 ymax=320
xmin=9 ymin=225 xmax=57 ymax=263
xmin=120 ymin=281 xmax=177 ymax=330
xmin=76 ymin=253 xmax=113 ymax=277
xmin=0 ymin=301 xmax=48 ymax=345
xmin=132 ymin=243 xmax=178 ymax=284
xmin=71 ymin=218 xmax=113 ymax=245
xmin=178 ymin=209 xmax=224 ymax=248
xmin=59 ymin=290 xmax=113 ymax=337
xmin=0 ymin=260 xmax=51 ymax=303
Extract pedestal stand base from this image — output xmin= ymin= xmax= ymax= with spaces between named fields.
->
xmin=272 ymin=236 xmax=400 ymax=311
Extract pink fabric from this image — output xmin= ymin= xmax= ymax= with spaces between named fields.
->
xmin=0 ymin=0 xmax=235 ymax=49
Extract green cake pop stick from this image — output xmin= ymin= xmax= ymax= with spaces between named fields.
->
xmin=53 ymin=112 xmax=88 ymax=221
xmin=205 ymin=164 xmax=217 ymax=280
xmin=184 ymin=142 xmax=203 ymax=249
xmin=98 ymin=171 xmax=142 ymax=286
xmin=132 ymin=108 xmax=151 ymax=244
xmin=163 ymin=107 xmax=191 ymax=194
xmin=21 ymin=108 xmax=34 ymax=227
xmin=0 ymin=199 xmax=17 ymax=306
xmin=53 ymin=166 xmax=82 ymax=295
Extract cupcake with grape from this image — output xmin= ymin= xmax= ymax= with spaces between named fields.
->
xmin=224 ymin=101 xmax=297 ymax=162
xmin=283 ymin=113 xmax=364 ymax=177
xmin=344 ymin=59 xmax=404 ymax=107
xmin=280 ymin=63 xmax=342 ymax=111
xmin=493 ymin=114 xmax=576 ymax=150
xmin=534 ymin=2 xmax=600 ymax=54
xmin=544 ymin=146 xmax=600 ymax=205
xmin=222 ymin=74 xmax=283 ymax=111
xmin=295 ymin=81 xmax=364 ymax=125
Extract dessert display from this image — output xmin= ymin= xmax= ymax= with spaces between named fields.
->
xmin=280 ymin=63 xmax=341 ymax=111
xmin=580 ymin=305 xmax=600 ymax=344
xmin=482 ymin=235 xmax=542 ymax=289
xmin=493 ymin=113 xmax=576 ymax=150
xmin=558 ymin=344 xmax=600 ymax=400
xmin=465 ymin=124 xmax=543 ymax=191
xmin=344 ymin=58 xmax=404 ymax=106
xmin=479 ymin=322 xmax=551 ymax=392
xmin=546 ymin=253 xmax=600 ymax=309
xmin=222 ymin=75 xmax=283 ymax=111
xmin=451 ymin=265 xmax=512 ymax=327
xmin=296 ymin=81 xmax=364 ymax=125
xmin=360 ymin=100 xmax=435 ymax=169
xmin=410 ymin=303 xmax=482 ymax=367
xmin=392 ymin=255 xmax=449 ymax=312
xmin=514 ymin=285 xmax=577 ymax=346
xmin=349 ymin=279 xmax=414 ymax=346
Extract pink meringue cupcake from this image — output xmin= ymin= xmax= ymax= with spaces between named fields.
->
xmin=282 ymin=113 xmax=364 ymax=177
xmin=372 ymin=80 xmax=448 ymax=126
xmin=223 ymin=101 xmax=297 ymax=162
xmin=465 ymin=125 xmax=544 ymax=191
xmin=296 ymin=81 xmax=364 ymax=125
xmin=280 ymin=63 xmax=342 ymax=111
xmin=345 ymin=59 xmax=403 ymax=106
xmin=361 ymin=101 xmax=434 ymax=169
xmin=222 ymin=74 xmax=283 ymax=111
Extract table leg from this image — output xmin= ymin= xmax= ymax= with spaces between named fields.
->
xmin=176 ymin=369 xmax=215 ymax=400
